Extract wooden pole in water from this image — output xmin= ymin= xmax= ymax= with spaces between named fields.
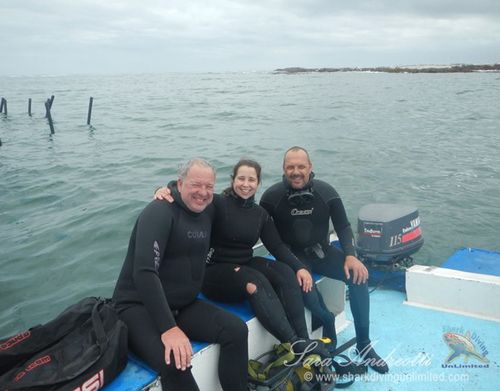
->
xmin=45 ymin=101 xmax=55 ymax=134
xmin=87 ymin=97 xmax=93 ymax=125
xmin=45 ymin=96 xmax=54 ymax=118
xmin=1 ymin=98 xmax=5 ymax=145
xmin=45 ymin=98 xmax=50 ymax=118
xmin=28 ymin=98 xmax=32 ymax=116
xmin=2 ymin=98 xmax=6 ymax=115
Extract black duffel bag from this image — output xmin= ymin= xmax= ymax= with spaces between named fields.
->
xmin=0 ymin=297 xmax=128 ymax=390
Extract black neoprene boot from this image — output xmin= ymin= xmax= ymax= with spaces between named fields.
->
xmin=356 ymin=344 xmax=389 ymax=374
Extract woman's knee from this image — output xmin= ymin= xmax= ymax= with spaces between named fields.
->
xmin=270 ymin=261 xmax=296 ymax=279
xmin=246 ymin=282 xmax=257 ymax=294
xmin=241 ymin=271 xmax=270 ymax=295
xmin=257 ymin=263 xmax=297 ymax=291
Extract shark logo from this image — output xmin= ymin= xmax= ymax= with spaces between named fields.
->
xmin=443 ymin=331 xmax=489 ymax=365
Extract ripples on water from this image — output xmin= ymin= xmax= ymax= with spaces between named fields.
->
xmin=1 ymin=72 xmax=500 ymax=337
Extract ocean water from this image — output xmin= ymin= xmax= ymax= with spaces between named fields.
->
xmin=1 ymin=71 xmax=500 ymax=338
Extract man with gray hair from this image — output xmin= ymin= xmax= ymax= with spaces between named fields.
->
xmin=113 ymin=158 xmax=248 ymax=390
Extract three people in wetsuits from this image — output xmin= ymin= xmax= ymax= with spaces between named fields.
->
xmin=156 ymin=159 xmax=330 ymax=357
xmin=117 ymin=148 xmax=389 ymax=388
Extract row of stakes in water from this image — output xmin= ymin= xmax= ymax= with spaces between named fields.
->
xmin=0 ymin=96 xmax=94 ymax=145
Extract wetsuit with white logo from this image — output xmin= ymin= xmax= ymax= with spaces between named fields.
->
xmin=260 ymin=178 xmax=371 ymax=348
xmin=113 ymin=188 xmax=248 ymax=391
xmin=202 ymin=190 xmax=310 ymax=344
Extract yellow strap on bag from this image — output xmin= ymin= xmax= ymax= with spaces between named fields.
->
xmin=248 ymin=342 xmax=295 ymax=384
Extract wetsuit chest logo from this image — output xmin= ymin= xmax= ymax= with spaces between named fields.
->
xmin=291 ymin=208 xmax=314 ymax=216
xmin=187 ymin=230 xmax=208 ymax=239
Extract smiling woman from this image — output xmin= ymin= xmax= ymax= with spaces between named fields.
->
xmin=193 ymin=159 xmax=332 ymax=357
xmin=226 ymin=159 xmax=261 ymax=199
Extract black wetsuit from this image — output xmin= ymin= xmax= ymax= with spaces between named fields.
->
xmin=260 ymin=177 xmax=371 ymax=349
xmin=202 ymin=191 xmax=310 ymax=343
xmin=113 ymin=189 xmax=248 ymax=391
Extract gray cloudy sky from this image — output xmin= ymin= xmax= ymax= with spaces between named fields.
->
xmin=1 ymin=0 xmax=499 ymax=75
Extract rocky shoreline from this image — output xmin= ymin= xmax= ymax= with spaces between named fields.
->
xmin=274 ymin=63 xmax=500 ymax=74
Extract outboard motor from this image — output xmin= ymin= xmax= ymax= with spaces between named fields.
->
xmin=356 ymin=203 xmax=424 ymax=269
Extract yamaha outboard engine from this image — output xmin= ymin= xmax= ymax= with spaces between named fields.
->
xmin=355 ymin=204 xmax=424 ymax=291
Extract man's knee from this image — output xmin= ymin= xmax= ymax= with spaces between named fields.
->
xmin=160 ymin=365 xmax=198 ymax=390
xmin=347 ymin=279 xmax=369 ymax=292
xmin=230 ymin=318 xmax=248 ymax=342
xmin=216 ymin=312 xmax=248 ymax=343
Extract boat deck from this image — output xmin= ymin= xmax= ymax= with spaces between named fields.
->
xmin=105 ymin=247 xmax=500 ymax=390
xmin=336 ymin=288 xmax=499 ymax=390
